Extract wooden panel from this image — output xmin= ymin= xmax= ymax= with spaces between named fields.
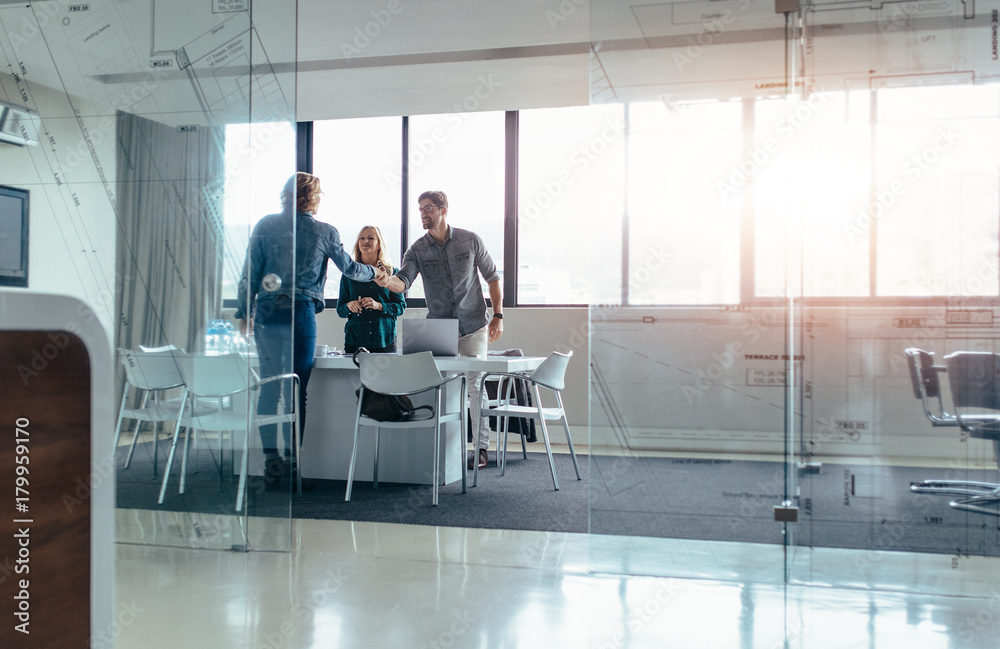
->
xmin=0 ymin=331 xmax=90 ymax=648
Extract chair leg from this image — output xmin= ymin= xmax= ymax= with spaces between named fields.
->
xmin=158 ymin=418 xmax=185 ymax=504
xmin=112 ymin=383 xmax=131 ymax=454
xmin=294 ymin=380 xmax=302 ymax=496
xmin=460 ymin=380 xmax=467 ymax=495
xmin=372 ymin=426 xmax=380 ymax=490
xmin=948 ymin=440 xmax=1000 ymax=515
xmin=123 ymin=418 xmax=142 ymax=470
xmin=556 ymin=392 xmax=581 ymax=480
xmin=179 ymin=427 xmax=194 ymax=495
xmin=500 ymin=414 xmax=510 ymax=476
xmin=345 ymin=421 xmax=361 ymax=502
xmin=534 ymin=385 xmax=559 ymax=491
xmin=235 ymin=427 xmax=251 ymax=512
xmin=432 ymin=389 xmax=442 ymax=506
xmin=911 ymin=480 xmax=999 ymax=497
xmin=949 ymin=488 xmax=1000 ymax=515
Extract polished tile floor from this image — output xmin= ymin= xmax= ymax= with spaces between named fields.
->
xmin=113 ymin=509 xmax=1000 ymax=649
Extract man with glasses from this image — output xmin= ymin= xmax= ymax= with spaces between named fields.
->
xmin=376 ymin=190 xmax=503 ymax=470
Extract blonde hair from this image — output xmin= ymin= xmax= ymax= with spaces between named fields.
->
xmin=281 ymin=172 xmax=322 ymax=214
xmin=351 ymin=225 xmax=394 ymax=269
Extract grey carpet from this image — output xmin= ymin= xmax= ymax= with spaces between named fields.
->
xmin=115 ymin=441 xmax=1000 ymax=556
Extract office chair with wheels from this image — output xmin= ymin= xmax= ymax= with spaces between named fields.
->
xmin=905 ymin=348 xmax=998 ymax=498
xmin=476 ymin=350 xmax=581 ymax=490
xmin=346 ymin=351 xmax=467 ymax=506
xmin=940 ymin=351 xmax=1000 ymax=515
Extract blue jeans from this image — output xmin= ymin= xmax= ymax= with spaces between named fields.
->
xmin=254 ymin=300 xmax=317 ymax=458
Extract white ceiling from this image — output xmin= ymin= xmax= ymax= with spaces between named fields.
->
xmin=0 ymin=0 xmax=994 ymax=127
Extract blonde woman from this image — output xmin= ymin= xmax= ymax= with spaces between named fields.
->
xmin=336 ymin=225 xmax=406 ymax=353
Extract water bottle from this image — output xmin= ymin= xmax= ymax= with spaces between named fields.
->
xmin=205 ymin=319 xmax=224 ymax=355
xmin=222 ymin=321 xmax=236 ymax=354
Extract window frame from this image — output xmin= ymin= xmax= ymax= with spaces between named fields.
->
xmin=222 ymin=91 xmax=1000 ymax=311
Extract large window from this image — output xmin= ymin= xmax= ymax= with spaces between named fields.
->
xmin=518 ymin=105 xmax=624 ymax=305
xmin=406 ymin=112 xmax=506 ymax=300
xmin=222 ymin=121 xmax=297 ymax=300
xmin=222 ymin=83 xmax=1000 ymax=308
xmin=313 ymin=116 xmax=403 ymax=299
xmin=629 ymin=100 xmax=742 ymax=304
xmin=754 ymin=91 xmax=871 ymax=298
xmin=875 ymin=85 xmax=1000 ymax=298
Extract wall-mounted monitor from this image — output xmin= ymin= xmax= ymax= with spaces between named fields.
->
xmin=0 ymin=185 xmax=29 ymax=288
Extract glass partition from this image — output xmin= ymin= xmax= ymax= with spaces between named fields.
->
xmin=587 ymin=0 xmax=1000 ymax=605
xmin=0 ymin=1 xmax=297 ymax=551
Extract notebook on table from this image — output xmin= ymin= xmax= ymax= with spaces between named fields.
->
xmin=399 ymin=318 xmax=460 ymax=356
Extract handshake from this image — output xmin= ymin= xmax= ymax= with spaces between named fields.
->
xmin=372 ymin=264 xmax=393 ymax=288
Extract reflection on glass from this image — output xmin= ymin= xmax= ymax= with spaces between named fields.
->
xmin=223 ymin=122 xmax=297 ymax=300
xmin=313 ymin=117 xmax=403 ymax=297
xmin=519 ymin=105 xmax=624 ymax=305
xmin=876 ymin=85 xmax=1000 ymax=297
xmin=406 ymin=112 xmax=505 ymax=299
xmin=629 ymin=100 xmax=741 ymax=304
xmin=754 ymin=91 xmax=871 ymax=298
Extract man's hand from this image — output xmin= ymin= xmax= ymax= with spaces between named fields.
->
xmin=359 ymin=297 xmax=382 ymax=311
xmin=488 ymin=316 xmax=503 ymax=342
xmin=238 ymin=318 xmax=253 ymax=337
xmin=373 ymin=265 xmax=390 ymax=286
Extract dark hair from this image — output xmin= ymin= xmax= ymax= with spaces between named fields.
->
xmin=281 ymin=172 xmax=322 ymax=214
xmin=418 ymin=190 xmax=448 ymax=210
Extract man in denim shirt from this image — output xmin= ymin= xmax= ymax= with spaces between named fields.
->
xmin=236 ymin=172 xmax=380 ymax=488
xmin=378 ymin=190 xmax=503 ymax=470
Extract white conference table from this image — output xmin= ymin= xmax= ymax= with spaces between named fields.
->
xmin=300 ymin=354 xmax=545 ymax=485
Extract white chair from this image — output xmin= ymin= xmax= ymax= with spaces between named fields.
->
xmin=476 ymin=350 xmax=581 ymax=490
xmin=114 ymin=348 xmax=187 ymax=475
xmin=346 ymin=351 xmax=467 ymax=506
xmin=158 ymin=353 xmax=301 ymax=511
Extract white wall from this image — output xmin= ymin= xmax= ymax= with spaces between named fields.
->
xmin=0 ymin=73 xmax=118 ymax=342
xmin=589 ymin=304 xmax=1000 ymax=466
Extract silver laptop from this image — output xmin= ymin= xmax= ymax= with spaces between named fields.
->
xmin=399 ymin=318 xmax=460 ymax=356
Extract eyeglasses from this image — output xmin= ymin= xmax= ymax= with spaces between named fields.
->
xmin=418 ymin=205 xmax=439 ymax=214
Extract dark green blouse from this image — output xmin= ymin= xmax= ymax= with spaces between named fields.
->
xmin=335 ymin=267 xmax=406 ymax=349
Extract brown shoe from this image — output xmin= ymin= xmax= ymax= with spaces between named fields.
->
xmin=467 ymin=449 xmax=488 ymax=469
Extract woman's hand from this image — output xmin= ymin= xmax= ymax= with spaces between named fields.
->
xmin=347 ymin=300 xmax=364 ymax=314
xmin=359 ymin=297 xmax=382 ymax=311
